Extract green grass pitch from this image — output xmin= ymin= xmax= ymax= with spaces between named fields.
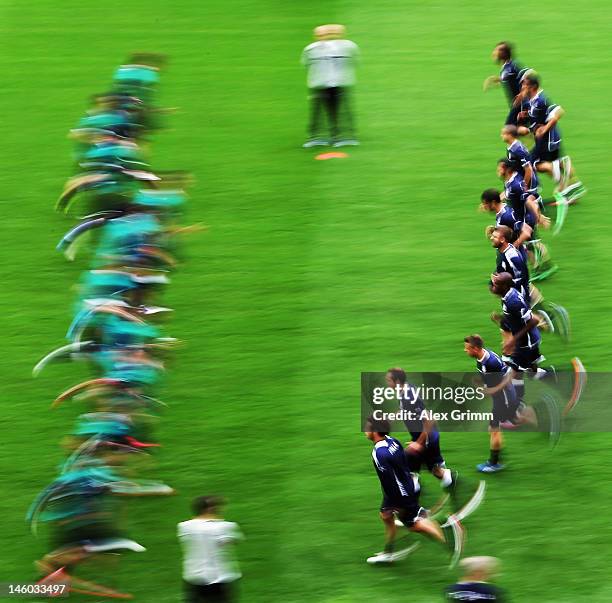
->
xmin=1 ymin=0 xmax=612 ymax=601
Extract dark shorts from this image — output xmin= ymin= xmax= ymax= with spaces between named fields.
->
xmin=504 ymin=345 xmax=542 ymax=372
xmin=406 ymin=438 xmax=445 ymax=472
xmin=380 ymin=496 xmax=426 ymax=528
xmin=490 ymin=392 xmax=521 ymax=428
xmin=52 ymin=522 xmax=122 ymax=551
xmin=530 ymin=134 xmax=561 ymax=164
xmin=184 ymin=581 xmax=235 ymax=603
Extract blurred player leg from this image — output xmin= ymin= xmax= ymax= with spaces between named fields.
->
xmin=303 ymin=89 xmax=327 ymax=147
xmin=325 ymin=87 xmax=341 ymax=145
xmin=334 ymin=87 xmax=359 ymax=146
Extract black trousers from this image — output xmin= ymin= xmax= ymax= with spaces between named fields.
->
xmin=308 ymin=86 xmax=355 ymax=140
xmin=184 ymin=581 xmax=235 ymax=603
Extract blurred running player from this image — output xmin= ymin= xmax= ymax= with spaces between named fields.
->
xmin=480 ymin=188 xmax=556 ymax=282
xmin=493 ymin=162 xmax=558 ymax=290
xmin=385 ymin=368 xmax=456 ymax=491
xmin=29 ymin=448 xmax=173 ymax=598
xmin=502 ymin=125 xmax=539 ymax=201
xmin=480 ymin=188 xmax=533 ymax=248
xmin=490 ymin=272 xmax=543 ymax=374
xmin=501 ymin=126 xmax=557 ymax=279
xmin=488 ymin=272 xmax=562 ymax=417
xmin=490 ymin=225 xmax=530 ymax=302
xmin=483 ymin=42 xmax=530 ymax=125
xmin=385 ymin=369 xmax=486 ymax=522
xmin=490 ymin=224 xmax=571 ymax=338
xmin=518 ymin=73 xmax=585 ymax=205
xmin=364 ymin=417 xmax=464 ymax=566
xmin=496 ymin=158 xmax=546 ymax=232
xmin=491 ymin=274 xmax=586 ymax=422
xmin=464 ymin=335 xmax=522 ymax=472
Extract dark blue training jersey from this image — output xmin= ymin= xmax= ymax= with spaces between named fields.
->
xmin=399 ymin=385 xmax=440 ymax=444
xmin=371 ymin=436 xmax=416 ymax=501
xmin=528 ymin=90 xmax=562 ymax=151
xmin=507 ymin=139 xmax=539 ymax=194
xmin=495 ymin=204 xmax=518 ymax=231
xmin=501 ymin=288 xmax=541 ymax=348
xmin=477 ymin=348 xmax=508 ymax=375
xmin=476 ymin=348 xmax=517 ymax=404
xmin=503 ymin=172 xmax=530 ymax=223
xmin=499 ymin=60 xmax=523 ymax=103
xmin=495 ymin=204 xmax=533 ymax=237
xmin=446 ymin=581 xmax=504 ymax=601
xmin=496 ymin=243 xmax=530 ymax=301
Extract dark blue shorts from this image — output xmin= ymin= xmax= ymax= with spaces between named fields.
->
xmin=530 ymin=133 xmax=561 ymax=164
xmin=504 ymin=345 xmax=542 ymax=372
xmin=490 ymin=392 xmax=521 ymax=427
xmin=380 ymin=496 xmax=426 ymax=528
xmin=406 ymin=437 xmax=445 ymax=472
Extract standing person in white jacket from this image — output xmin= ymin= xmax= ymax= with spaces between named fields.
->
xmin=301 ymin=24 xmax=359 ymax=148
xmin=178 ymin=496 xmax=243 ymax=602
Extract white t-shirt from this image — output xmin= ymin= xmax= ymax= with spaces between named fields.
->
xmin=177 ymin=518 xmax=243 ymax=585
xmin=301 ymin=39 xmax=359 ymax=89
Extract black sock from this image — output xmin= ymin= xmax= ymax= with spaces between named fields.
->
xmin=384 ymin=541 xmax=394 ymax=554
xmin=490 ymin=449 xmax=501 ymax=465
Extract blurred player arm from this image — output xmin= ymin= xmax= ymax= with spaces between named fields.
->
xmin=522 ymin=162 xmax=533 ymax=188
xmin=502 ymin=316 xmax=539 ymax=354
xmin=525 ymin=196 xmax=550 ymax=229
xmin=482 ymin=75 xmax=501 ymax=91
xmin=513 ymin=221 xmax=533 ymax=247
xmin=109 ymin=480 xmax=175 ymax=496
xmin=165 ymin=223 xmax=208 ymax=235
xmin=408 ymin=418 xmax=435 ymax=452
xmin=482 ymin=370 xmax=513 ymax=395
xmin=136 ymin=245 xmax=177 ymax=266
xmin=536 ymin=106 xmax=564 ymax=138
xmin=512 ymin=89 xmax=527 ymax=107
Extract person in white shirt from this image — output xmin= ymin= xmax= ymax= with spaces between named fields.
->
xmin=178 ymin=496 xmax=243 ymax=602
xmin=301 ymin=24 xmax=359 ymax=148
